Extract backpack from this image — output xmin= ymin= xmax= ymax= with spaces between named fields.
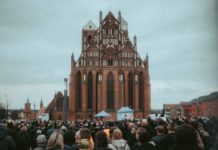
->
xmin=111 ymin=142 xmax=127 ymax=150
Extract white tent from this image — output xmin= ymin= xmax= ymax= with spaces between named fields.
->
xmin=117 ymin=107 xmax=134 ymax=120
xmin=94 ymin=110 xmax=111 ymax=118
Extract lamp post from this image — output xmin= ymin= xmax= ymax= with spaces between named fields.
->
xmin=63 ymin=78 xmax=68 ymax=125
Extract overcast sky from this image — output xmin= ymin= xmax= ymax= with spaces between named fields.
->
xmin=0 ymin=0 xmax=217 ymax=110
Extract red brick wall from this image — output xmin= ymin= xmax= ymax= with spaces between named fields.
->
xmin=181 ymin=99 xmax=218 ymax=118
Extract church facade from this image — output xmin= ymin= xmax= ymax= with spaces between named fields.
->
xmin=69 ymin=11 xmax=151 ymax=120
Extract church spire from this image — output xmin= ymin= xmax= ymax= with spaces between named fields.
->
xmin=40 ymin=98 xmax=43 ymax=109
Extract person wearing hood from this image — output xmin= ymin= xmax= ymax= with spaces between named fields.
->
xmin=108 ymin=128 xmax=130 ymax=150
xmin=0 ymin=125 xmax=16 ymax=150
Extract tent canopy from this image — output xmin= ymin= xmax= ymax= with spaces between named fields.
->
xmin=117 ymin=107 xmax=134 ymax=113
xmin=94 ymin=110 xmax=111 ymax=117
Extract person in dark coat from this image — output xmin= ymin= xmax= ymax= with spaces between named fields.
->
xmin=17 ymin=126 xmax=31 ymax=150
xmin=151 ymin=125 xmax=168 ymax=150
xmin=159 ymin=121 xmax=176 ymax=150
xmin=0 ymin=125 xmax=16 ymax=150
xmin=94 ymin=131 xmax=112 ymax=150
xmin=132 ymin=127 xmax=146 ymax=150
xmin=210 ymin=132 xmax=218 ymax=150
xmin=138 ymin=131 xmax=154 ymax=150
xmin=169 ymin=124 xmax=203 ymax=150
xmin=64 ymin=128 xmax=75 ymax=147
xmin=127 ymin=125 xmax=137 ymax=149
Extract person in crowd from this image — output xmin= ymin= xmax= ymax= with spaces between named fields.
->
xmin=6 ymin=120 xmax=17 ymax=143
xmin=132 ymin=127 xmax=155 ymax=150
xmin=138 ymin=131 xmax=154 ymax=150
xmin=127 ymin=124 xmax=137 ymax=149
xmin=63 ymin=123 xmax=75 ymax=147
xmin=119 ymin=121 xmax=130 ymax=140
xmin=94 ymin=131 xmax=111 ymax=150
xmin=159 ymin=120 xmax=176 ymax=150
xmin=108 ymin=128 xmax=130 ymax=150
xmin=0 ymin=125 xmax=16 ymax=150
xmin=71 ymin=130 xmax=80 ymax=150
xmin=141 ymin=119 xmax=155 ymax=138
xmin=169 ymin=124 xmax=203 ymax=150
xmin=151 ymin=125 xmax=168 ymax=150
xmin=46 ymin=130 xmax=71 ymax=150
xmin=17 ymin=125 xmax=31 ymax=150
xmin=210 ymin=132 xmax=218 ymax=150
xmin=77 ymin=128 xmax=94 ymax=150
xmin=108 ymin=127 xmax=116 ymax=144
xmin=34 ymin=134 xmax=47 ymax=150
xmin=191 ymin=121 xmax=205 ymax=149
xmin=198 ymin=122 xmax=210 ymax=150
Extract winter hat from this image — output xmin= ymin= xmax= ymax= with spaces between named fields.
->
xmin=36 ymin=134 xmax=46 ymax=144
xmin=36 ymin=129 xmax=42 ymax=134
xmin=61 ymin=125 xmax=67 ymax=132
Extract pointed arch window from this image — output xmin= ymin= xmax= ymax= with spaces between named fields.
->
xmin=76 ymin=71 xmax=82 ymax=111
xmin=87 ymin=72 xmax=93 ymax=110
xmin=107 ymin=72 xmax=114 ymax=109
xmin=96 ymin=72 xmax=99 ymax=112
xmin=128 ymin=72 xmax=134 ymax=108
xmin=139 ymin=72 xmax=144 ymax=110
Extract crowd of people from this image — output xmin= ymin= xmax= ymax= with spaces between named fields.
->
xmin=0 ymin=116 xmax=218 ymax=150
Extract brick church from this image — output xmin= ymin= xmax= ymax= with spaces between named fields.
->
xmin=68 ymin=11 xmax=151 ymax=120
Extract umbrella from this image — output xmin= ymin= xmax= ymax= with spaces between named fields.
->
xmin=94 ymin=110 xmax=111 ymax=117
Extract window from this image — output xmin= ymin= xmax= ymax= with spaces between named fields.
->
xmin=108 ymin=60 xmax=113 ymax=66
xmin=96 ymin=72 xmax=99 ymax=112
xmin=114 ymin=61 xmax=118 ymax=66
xmin=76 ymin=72 xmax=82 ymax=111
xmin=119 ymin=74 xmax=123 ymax=81
xmin=107 ymin=72 xmax=114 ymax=109
xmin=103 ymin=60 xmax=106 ymax=66
xmin=103 ymin=39 xmax=107 ymax=45
xmin=95 ymin=61 xmax=99 ymax=66
xmin=87 ymin=72 xmax=93 ymax=110
xmin=128 ymin=72 xmax=134 ymax=108
xmin=88 ymin=35 xmax=92 ymax=43
xmin=114 ymin=29 xmax=118 ymax=35
xmin=139 ymin=72 xmax=144 ymax=110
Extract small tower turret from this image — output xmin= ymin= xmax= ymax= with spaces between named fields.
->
xmin=71 ymin=52 xmax=75 ymax=69
xmin=134 ymin=35 xmax=137 ymax=51
xmin=99 ymin=11 xmax=102 ymax=24
xmin=118 ymin=10 xmax=121 ymax=22
xmin=146 ymin=53 xmax=149 ymax=72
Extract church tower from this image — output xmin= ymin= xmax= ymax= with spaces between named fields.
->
xmin=24 ymin=98 xmax=32 ymax=119
xmin=69 ymin=11 xmax=151 ymax=119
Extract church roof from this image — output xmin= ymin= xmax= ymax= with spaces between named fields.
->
xmin=83 ymin=20 xmax=97 ymax=30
